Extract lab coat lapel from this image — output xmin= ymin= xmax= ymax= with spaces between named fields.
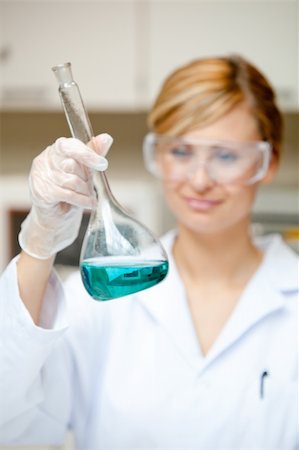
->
xmin=137 ymin=236 xmax=203 ymax=370
xmin=203 ymin=274 xmax=285 ymax=366
xmin=203 ymin=234 xmax=298 ymax=368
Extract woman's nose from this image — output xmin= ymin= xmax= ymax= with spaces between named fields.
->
xmin=187 ymin=163 xmax=215 ymax=192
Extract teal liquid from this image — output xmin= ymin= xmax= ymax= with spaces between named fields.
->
xmin=80 ymin=258 xmax=169 ymax=301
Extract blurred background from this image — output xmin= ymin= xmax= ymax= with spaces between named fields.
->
xmin=0 ymin=0 xmax=298 ymax=278
xmin=0 ymin=1 xmax=298 ymax=449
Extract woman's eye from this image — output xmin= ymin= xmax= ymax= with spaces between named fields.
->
xmin=214 ymin=149 xmax=239 ymax=163
xmin=169 ymin=146 xmax=191 ymax=158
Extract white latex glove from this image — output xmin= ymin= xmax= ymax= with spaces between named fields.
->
xmin=18 ymin=133 xmax=113 ymax=259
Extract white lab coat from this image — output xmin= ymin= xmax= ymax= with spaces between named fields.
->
xmin=0 ymin=231 xmax=298 ymax=450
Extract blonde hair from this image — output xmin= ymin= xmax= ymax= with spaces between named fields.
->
xmin=148 ymin=55 xmax=283 ymax=160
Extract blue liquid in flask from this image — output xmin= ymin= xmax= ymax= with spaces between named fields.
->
xmin=80 ymin=258 xmax=169 ymax=301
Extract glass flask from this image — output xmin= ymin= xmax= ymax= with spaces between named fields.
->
xmin=52 ymin=62 xmax=169 ymax=301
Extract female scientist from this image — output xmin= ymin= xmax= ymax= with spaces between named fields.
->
xmin=0 ymin=55 xmax=298 ymax=449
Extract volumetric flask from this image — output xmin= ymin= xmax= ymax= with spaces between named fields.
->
xmin=52 ymin=62 xmax=168 ymax=301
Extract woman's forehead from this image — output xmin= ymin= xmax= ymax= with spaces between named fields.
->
xmin=183 ymin=104 xmax=260 ymax=142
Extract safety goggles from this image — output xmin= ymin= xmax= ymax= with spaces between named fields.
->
xmin=143 ymin=133 xmax=272 ymax=185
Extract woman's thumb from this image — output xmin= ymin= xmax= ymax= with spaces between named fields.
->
xmin=91 ymin=133 xmax=114 ymax=157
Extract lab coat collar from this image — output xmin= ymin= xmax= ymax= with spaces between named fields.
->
xmin=205 ymin=235 xmax=298 ymax=366
xmin=253 ymin=233 xmax=298 ymax=292
xmin=137 ymin=231 xmax=298 ymax=372
xmin=137 ymin=230 xmax=202 ymax=369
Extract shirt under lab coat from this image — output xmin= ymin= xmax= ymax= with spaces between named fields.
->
xmin=0 ymin=231 xmax=298 ymax=450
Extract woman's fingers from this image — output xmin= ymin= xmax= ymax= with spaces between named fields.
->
xmin=29 ymin=134 xmax=113 ymax=209
xmin=91 ymin=133 xmax=114 ymax=157
xmin=54 ymin=134 xmax=113 ymax=171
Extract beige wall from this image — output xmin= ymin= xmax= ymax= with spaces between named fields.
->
xmin=0 ymin=111 xmax=151 ymax=182
xmin=0 ymin=111 xmax=298 ymax=187
xmin=0 ymin=110 xmax=298 ymax=263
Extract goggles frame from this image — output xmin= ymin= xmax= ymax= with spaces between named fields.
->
xmin=143 ymin=132 xmax=272 ymax=185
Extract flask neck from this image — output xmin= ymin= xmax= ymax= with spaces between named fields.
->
xmin=94 ymin=171 xmax=113 ymax=202
xmin=52 ymin=62 xmax=74 ymax=87
xmin=93 ymin=171 xmax=124 ymax=213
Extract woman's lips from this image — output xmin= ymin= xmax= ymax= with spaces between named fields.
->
xmin=184 ymin=196 xmax=223 ymax=211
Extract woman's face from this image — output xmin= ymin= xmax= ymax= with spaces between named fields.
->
xmin=161 ymin=103 xmax=277 ymax=235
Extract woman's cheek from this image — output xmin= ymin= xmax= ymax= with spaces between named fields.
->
xmin=162 ymin=182 xmax=259 ymax=232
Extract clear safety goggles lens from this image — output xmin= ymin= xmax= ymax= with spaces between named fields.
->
xmin=143 ymin=133 xmax=272 ymax=185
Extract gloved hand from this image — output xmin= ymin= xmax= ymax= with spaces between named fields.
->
xmin=18 ymin=133 xmax=113 ymax=259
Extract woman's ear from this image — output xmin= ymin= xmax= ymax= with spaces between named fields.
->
xmin=261 ymin=155 xmax=279 ymax=185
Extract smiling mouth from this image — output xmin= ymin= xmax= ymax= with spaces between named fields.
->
xmin=184 ymin=197 xmax=223 ymax=211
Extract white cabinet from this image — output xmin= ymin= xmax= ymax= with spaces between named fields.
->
xmin=146 ymin=1 xmax=298 ymax=111
xmin=1 ymin=1 xmax=298 ymax=111
xmin=0 ymin=1 xmax=138 ymax=110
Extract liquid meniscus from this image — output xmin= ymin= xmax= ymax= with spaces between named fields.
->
xmin=80 ymin=258 xmax=169 ymax=301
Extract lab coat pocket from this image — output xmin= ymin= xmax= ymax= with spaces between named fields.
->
xmin=240 ymin=376 xmax=298 ymax=449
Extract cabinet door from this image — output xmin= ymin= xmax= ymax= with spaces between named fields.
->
xmin=147 ymin=1 xmax=298 ymax=111
xmin=1 ymin=1 xmax=137 ymax=110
